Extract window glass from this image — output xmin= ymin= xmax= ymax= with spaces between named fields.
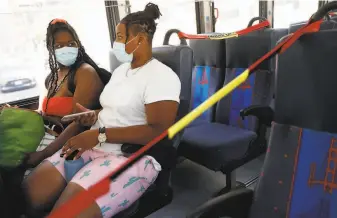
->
xmin=274 ymin=0 xmax=318 ymax=28
xmin=214 ymin=0 xmax=259 ymax=32
xmin=128 ymin=0 xmax=197 ymax=47
xmin=0 ymin=0 xmax=110 ymax=104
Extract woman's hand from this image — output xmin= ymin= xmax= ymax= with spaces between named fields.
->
xmin=74 ymin=103 xmax=98 ymax=127
xmin=22 ymin=151 xmax=48 ymax=169
xmin=61 ymin=129 xmax=99 ymax=160
xmin=43 ymin=115 xmax=64 ymax=131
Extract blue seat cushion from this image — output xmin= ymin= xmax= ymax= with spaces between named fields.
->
xmin=179 ymin=123 xmax=257 ymax=171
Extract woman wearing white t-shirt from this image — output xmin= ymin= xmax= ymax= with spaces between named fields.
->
xmin=23 ymin=3 xmax=181 ymax=217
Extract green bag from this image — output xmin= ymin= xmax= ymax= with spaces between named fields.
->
xmin=0 ymin=107 xmax=45 ymax=168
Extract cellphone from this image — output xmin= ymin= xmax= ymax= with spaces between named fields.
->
xmin=65 ymin=150 xmax=80 ymax=160
xmin=61 ymin=111 xmax=95 ymax=123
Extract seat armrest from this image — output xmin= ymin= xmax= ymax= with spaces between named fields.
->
xmin=240 ymin=105 xmax=274 ymax=127
xmin=186 ymin=188 xmax=254 ymax=218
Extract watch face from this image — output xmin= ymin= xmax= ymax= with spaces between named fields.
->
xmin=98 ymin=133 xmax=107 ymax=143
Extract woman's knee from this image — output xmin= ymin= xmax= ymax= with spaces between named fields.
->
xmin=54 ymin=182 xmax=84 ymax=205
xmin=23 ymin=161 xmax=66 ymax=208
xmin=53 ymin=182 xmax=101 ymax=218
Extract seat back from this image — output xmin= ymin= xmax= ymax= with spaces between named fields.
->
xmin=250 ymin=29 xmax=337 ymax=218
xmin=189 ymin=39 xmax=226 ymax=124
xmin=152 ymin=45 xmax=193 ymax=123
xmin=215 ymin=29 xmax=278 ymax=130
xmin=289 ymin=17 xmax=337 ymax=33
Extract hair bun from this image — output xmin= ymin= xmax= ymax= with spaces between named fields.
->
xmin=144 ymin=3 xmax=162 ymax=20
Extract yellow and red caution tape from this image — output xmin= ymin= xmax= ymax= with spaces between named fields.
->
xmin=177 ymin=20 xmax=270 ymax=40
xmin=48 ymin=18 xmax=323 ymax=218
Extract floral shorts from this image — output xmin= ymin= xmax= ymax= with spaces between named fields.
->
xmin=46 ymin=149 xmax=159 ymax=217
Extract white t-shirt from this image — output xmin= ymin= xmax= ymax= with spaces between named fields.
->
xmin=90 ymin=59 xmax=181 ymax=169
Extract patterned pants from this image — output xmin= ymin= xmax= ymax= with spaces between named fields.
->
xmin=46 ymin=149 xmax=159 ymax=217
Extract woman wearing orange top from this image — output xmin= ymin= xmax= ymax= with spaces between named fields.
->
xmin=24 ymin=18 xmax=105 ymax=169
xmin=0 ymin=18 xmax=105 ymax=218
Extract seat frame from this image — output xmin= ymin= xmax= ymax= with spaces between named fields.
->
xmin=186 ymin=187 xmax=254 ymax=218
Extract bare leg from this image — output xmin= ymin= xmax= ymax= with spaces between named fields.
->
xmin=52 ymin=182 xmax=102 ymax=218
xmin=22 ymin=161 xmax=66 ymax=215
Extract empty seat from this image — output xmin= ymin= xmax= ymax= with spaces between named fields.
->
xmin=110 ymin=44 xmax=193 ymax=218
xmin=188 ymin=39 xmax=226 ymax=125
xmin=250 ymin=28 xmax=337 ymax=218
xmin=185 ymin=6 xmax=337 ymax=217
xmin=179 ymin=28 xmax=277 ymax=194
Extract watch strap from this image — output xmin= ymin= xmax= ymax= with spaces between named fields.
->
xmin=99 ymin=127 xmax=106 ymax=134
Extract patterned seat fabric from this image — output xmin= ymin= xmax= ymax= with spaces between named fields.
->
xmin=250 ymin=28 xmax=337 ymax=218
xmin=180 ymin=29 xmax=285 ymax=173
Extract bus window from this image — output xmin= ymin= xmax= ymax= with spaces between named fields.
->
xmin=274 ymin=0 xmax=318 ymax=28
xmin=214 ymin=0 xmax=259 ymax=32
xmin=0 ymin=0 xmax=110 ymax=104
xmin=129 ymin=0 xmax=196 ymax=46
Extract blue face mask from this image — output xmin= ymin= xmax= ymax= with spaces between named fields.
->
xmin=112 ymin=36 xmax=140 ymax=63
xmin=55 ymin=47 xmax=79 ymax=66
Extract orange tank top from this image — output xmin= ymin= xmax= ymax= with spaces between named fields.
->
xmin=42 ymin=97 xmax=73 ymax=117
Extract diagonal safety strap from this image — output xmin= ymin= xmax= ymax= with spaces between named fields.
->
xmin=178 ymin=20 xmax=270 ymax=40
xmin=48 ymin=19 xmax=322 ymax=218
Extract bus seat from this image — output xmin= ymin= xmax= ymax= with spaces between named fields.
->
xmin=179 ymin=29 xmax=275 ymax=195
xmin=289 ymin=16 xmax=337 ymax=33
xmin=112 ymin=45 xmax=193 ymax=218
xmin=188 ymin=39 xmax=226 ymax=126
xmin=186 ymin=26 xmax=337 ymax=218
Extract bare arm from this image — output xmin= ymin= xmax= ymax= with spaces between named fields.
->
xmin=105 ymin=101 xmax=178 ymax=145
xmin=43 ymin=64 xmax=104 ymax=157
xmin=72 ymin=63 xmax=104 ymax=112
xmin=37 ymin=85 xmax=48 ymax=112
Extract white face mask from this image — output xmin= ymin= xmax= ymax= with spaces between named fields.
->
xmin=112 ymin=35 xmax=140 ymax=63
xmin=55 ymin=47 xmax=79 ymax=66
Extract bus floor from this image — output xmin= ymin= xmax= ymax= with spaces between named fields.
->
xmin=146 ymin=155 xmax=265 ymax=218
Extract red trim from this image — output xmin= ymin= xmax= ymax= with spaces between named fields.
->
xmin=48 ymin=131 xmax=168 ymax=218
xmin=178 ymin=20 xmax=270 ymax=40
xmin=236 ymin=20 xmax=270 ymax=35
xmin=280 ymin=20 xmax=322 ymax=53
xmin=285 ymin=128 xmax=303 ymax=218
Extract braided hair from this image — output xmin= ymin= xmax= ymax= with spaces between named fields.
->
xmin=120 ymin=3 xmax=162 ymax=43
xmin=44 ymin=19 xmax=101 ymax=112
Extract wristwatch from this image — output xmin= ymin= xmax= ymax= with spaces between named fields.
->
xmin=98 ymin=127 xmax=107 ymax=146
